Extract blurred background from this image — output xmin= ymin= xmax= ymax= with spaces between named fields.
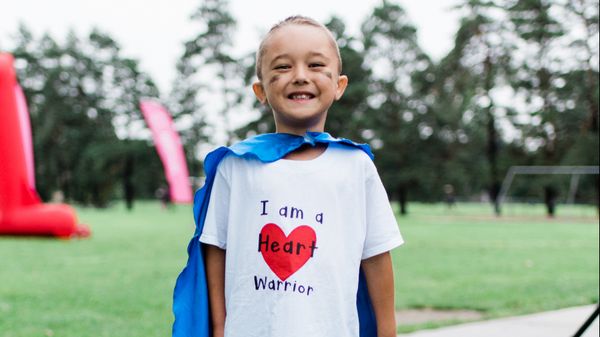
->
xmin=0 ymin=0 xmax=598 ymax=212
xmin=0 ymin=0 xmax=598 ymax=336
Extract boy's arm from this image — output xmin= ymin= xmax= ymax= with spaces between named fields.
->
xmin=361 ymin=251 xmax=397 ymax=337
xmin=205 ymin=245 xmax=226 ymax=337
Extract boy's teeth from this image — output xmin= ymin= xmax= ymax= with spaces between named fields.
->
xmin=290 ymin=94 xmax=312 ymax=99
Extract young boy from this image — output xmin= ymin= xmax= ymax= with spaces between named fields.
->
xmin=177 ymin=16 xmax=403 ymax=337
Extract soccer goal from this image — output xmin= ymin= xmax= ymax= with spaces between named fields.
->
xmin=497 ymin=166 xmax=599 ymax=214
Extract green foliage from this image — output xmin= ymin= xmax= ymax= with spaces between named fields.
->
xmin=230 ymin=1 xmax=599 ymax=210
xmin=73 ymin=140 xmax=164 ymax=207
xmin=431 ymin=0 xmax=517 ymax=213
xmin=325 ymin=16 xmax=372 ymax=141
xmin=10 ymin=26 xmax=160 ymax=206
xmin=504 ymin=0 xmax=599 ymax=209
xmin=4 ymin=0 xmax=598 ymax=210
xmin=509 ymin=0 xmax=564 ymax=42
xmin=170 ymin=0 xmax=243 ymax=158
xmin=361 ymin=1 xmax=436 ymax=210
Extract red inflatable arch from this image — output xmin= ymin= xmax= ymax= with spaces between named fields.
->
xmin=0 ymin=53 xmax=89 ymax=238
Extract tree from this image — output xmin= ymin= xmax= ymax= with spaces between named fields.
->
xmin=12 ymin=28 xmax=110 ymax=203
xmin=11 ymin=25 xmax=161 ymax=206
xmin=508 ymin=0 xmax=569 ymax=215
xmin=170 ymin=0 xmax=243 ymax=181
xmin=563 ymin=0 xmax=599 ymax=134
xmin=361 ymin=0 xmax=434 ymax=214
xmin=434 ymin=0 xmax=516 ymax=214
xmin=324 ymin=16 xmax=372 ymax=141
xmin=555 ymin=0 xmax=599 ymax=206
xmin=85 ymin=29 xmax=160 ymax=208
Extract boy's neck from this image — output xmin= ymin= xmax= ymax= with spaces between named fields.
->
xmin=275 ymin=122 xmax=325 ymax=138
xmin=284 ymin=143 xmax=328 ymax=161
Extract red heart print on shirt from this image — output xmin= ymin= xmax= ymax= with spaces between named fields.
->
xmin=258 ymin=223 xmax=318 ymax=281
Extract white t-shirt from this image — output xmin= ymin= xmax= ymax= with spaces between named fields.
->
xmin=200 ymin=143 xmax=403 ymax=337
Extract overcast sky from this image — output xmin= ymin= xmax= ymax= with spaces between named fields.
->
xmin=1 ymin=0 xmax=462 ymax=93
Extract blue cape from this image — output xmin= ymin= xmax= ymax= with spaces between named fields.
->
xmin=172 ymin=132 xmax=377 ymax=337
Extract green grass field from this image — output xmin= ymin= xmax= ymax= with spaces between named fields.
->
xmin=0 ymin=202 xmax=598 ymax=336
xmin=393 ymin=203 xmax=599 ymax=332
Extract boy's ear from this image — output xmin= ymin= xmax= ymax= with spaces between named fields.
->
xmin=335 ymin=75 xmax=349 ymax=101
xmin=252 ymin=82 xmax=268 ymax=104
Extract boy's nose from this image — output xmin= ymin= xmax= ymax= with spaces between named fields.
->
xmin=292 ymin=67 xmax=309 ymax=85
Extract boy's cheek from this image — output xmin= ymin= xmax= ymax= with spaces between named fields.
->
xmin=269 ymin=75 xmax=281 ymax=84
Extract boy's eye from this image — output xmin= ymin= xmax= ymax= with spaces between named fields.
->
xmin=309 ymin=63 xmax=325 ymax=68
xmin=274 ymin=65 xmax=290 ymax=70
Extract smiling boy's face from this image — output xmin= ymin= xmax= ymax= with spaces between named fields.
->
xmin=252 ymin=24 xmax=348 ymax=135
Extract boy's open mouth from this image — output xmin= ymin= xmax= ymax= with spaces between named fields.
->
xmin=288 ymin=92 xmax=315 ymax=100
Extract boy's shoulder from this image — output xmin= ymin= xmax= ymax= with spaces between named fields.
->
xmin=210 ymin=133 xmax=376 ymax=176
xmin=327 ymin=142 xmax=374 ymax=162
xmin=327 ymin=143 xmax=379 ymax=177
xmin=222 ymin=141 xmax=371 ymax=162
xmin=218 ymin=142 xmax=374 ymax=173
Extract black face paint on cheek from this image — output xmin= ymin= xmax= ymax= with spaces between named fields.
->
xmin=269 ymin=75 xmax=280 ymax=84
xmin=323 ymin=71 xmax=333 ymax=79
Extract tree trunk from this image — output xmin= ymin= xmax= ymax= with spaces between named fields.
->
xmin=544 ymin=185 xmax=557 ymax=217
xmin=490 ymin=182 xmax=501 ymax=216
xmin=584 ymin=68 xmax=599 ymax=133
xmin=487 ymin=114 xmax=500 ymax=215
xmin=596 ymin=175 xmax=600 ymax=214
xmin=123 ymin=154 xmax=134 ymax=211
xmin=484 ymin=54 xmax=501 ymax=216
xmin=397 ymin=185 xmax=408 ymax=215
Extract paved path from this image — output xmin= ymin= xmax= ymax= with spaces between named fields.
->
xmin=398 ymin=305 xmax=599 ymax=337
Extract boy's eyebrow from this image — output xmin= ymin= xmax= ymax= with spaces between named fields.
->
xmin=269 ymin=51 xmax=331 ymax=67
xmin=270 ymin=54 xmax=291 ymax=66
xmin=307 ymin=51 xmax=328 ymax=58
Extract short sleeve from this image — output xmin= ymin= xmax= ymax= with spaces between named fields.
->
xmin=362 ymin=162 xmax=404 ymax=260
xmin=199 ymin=163 xmax=230 ymax=249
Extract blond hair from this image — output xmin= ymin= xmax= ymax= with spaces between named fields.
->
xmin=255 ymin=15 xmax=342 ymax=80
